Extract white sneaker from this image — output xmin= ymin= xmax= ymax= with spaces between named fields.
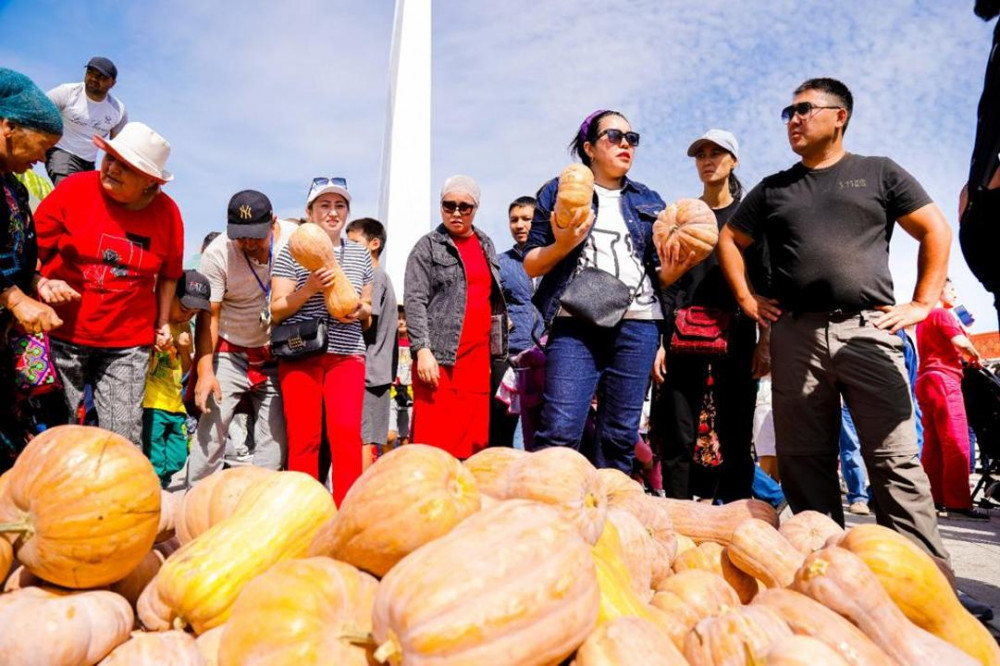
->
xmin=848 ymin=501 xmax=871 ymax=516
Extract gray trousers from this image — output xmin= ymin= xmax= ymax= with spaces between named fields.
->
xmin=186 ymin=351 xmax=286 ymax=485
xmin=50 ymin=338 xmax=149 ymax=446
xmin=44 ymin=147 xmax=95 ymax=186
xmin=771 ymin=310 xmax=949 ymax=562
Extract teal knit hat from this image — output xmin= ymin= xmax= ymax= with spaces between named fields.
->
xmin=0 ymin=68 xmax=63 ymax=136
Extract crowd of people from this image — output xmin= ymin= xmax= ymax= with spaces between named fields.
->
xmin=1 ymin=19 xmax=999 ymax=601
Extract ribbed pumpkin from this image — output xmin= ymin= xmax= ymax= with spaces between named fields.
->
xmin=463 ymin=446 xmax=528 ymax=497
xmin=751 ymin=588 xmax=896 ymax=666
xmin=308 ymin=444 xmax=480 ymax=577
xmin=604 ymin=487 xmax=677 ymax=586
xmin=683 ymin=605 xmax=793 ymax=666
xmin=605 ymin=507 xmax=655 ymax=600
xmin=837 ymin=524 xmax=1000 ymax=665
xmin=371 ymin=500 xmax=600 ymax=666
xmin=110 ymin=549 xmax=165 ymax=607
xmin=765 ymin=635 xmax=852 ymax=665
xmin=0 ymin=425 xmax=160 ymax=588
xmin=651 ymin=569 xmax=741 ymax=650
xmin=778 ymin=510 xmax=844 ymax=555
xmin=656 ymin=496 xmax=778 ymax=545
xmin=0 ymin=587 xmax=133 ymax=665
xmin=175 ymin=466 xmax=274 ymax=545
xmin=591 ymin=517 xmax=669 ymax=630
xmin=671 ymin=540 xmax=759 ymax=604
xmin=218 ymin=558 xmax=377 ymax=665
xmin=652 ymin=198 xmax=719 ymax=263
xmin=597 ymin=467 xmax=645 ymax=502
xmin=100 ymin=630 xmax=204 ymax=665
xmin=791 ymin=547 xmax=979 ymax=665
xmin=574 ymin=617 xmax=689 ymax=666
xmin=502 ymin=447 xmax=608 ymax=544
xmin=287 ymin=222 xmax=360 ymax=318
xmin=554 ymin=163 xmax=594 ymax=229
xmin=152 ymin=471 xmax=336 ymax=634
xmin=728 ymin=518 xmax=804 ymax=589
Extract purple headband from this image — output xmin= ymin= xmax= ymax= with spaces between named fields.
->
xmin=579 ymin=109 xmax=607 ymax=142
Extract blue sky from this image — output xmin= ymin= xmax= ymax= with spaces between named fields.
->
xmin=3 ymin=0 xmax=997 ymax=331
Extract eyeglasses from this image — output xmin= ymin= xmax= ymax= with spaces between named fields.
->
xmin=441 ymin=201 xmax=475 ymax=214
xmin=308 ymin=176 xmax=348 ymax=196
xmin=597 ymin=128 xmax=640 ymax=147
xmin=780 ymin=102 xmax=842 ymax=124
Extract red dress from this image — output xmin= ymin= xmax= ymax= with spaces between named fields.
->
xmin=412 ymin=233 xmax=492 ymax=459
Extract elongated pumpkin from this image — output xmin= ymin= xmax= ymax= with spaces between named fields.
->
xmin=153 ymin=471 xmax=336 ymax=634
xmin=791 ymin=547 xmax=979 ymax=665
xmin=779 ymin=510 xmax=844 ymax=555
xmin=837 ymin=524 xmax=1000 ymax=666
xmin=574 ymin=616 xmax=688 ymax=666
xmin=671 ymin=540 xmax=759 ymax=603
xmin=554 ymin=163 xmax=594 ymax=229
xmin=0 ymin=425 xmax=160 ymax=588
xmin=656 ymin=496 xmax=777 ymax=545
xmin=288 ymin=222 xmax=360 ymax=318
xmin=371 ymin=499 xmax=599 ymax=666
xmin=684 ymin=605 xmax=793 ymax=666
xmin=651 ymin=569 xmax=741 ymax=650
xmin=100 ymin=630 xmax=204 ymax=665
xmin=463 ymin=446 xmax=527 ymax=497
xmin=309 ymin=444 xmax=480 ymax=576
xmin=175 ymin=466 xmax=274 ymax=544
xmin=219 ymin=558 xmax=377 ymax=666
xmin=728 ymin=518 xmax=804 ymax=589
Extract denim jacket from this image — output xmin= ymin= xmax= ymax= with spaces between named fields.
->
xmin=498 ymin=245 xmax=542 ymax=355
xmin=524 ymin=174 xmax=669 ymax=325
xmin=403 ymin=224 xmax=508 ymax=365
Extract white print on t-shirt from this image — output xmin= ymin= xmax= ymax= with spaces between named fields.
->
xmin=84 ymin=233 xmax=144 ymax=294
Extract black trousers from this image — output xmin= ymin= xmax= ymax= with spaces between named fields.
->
xmin=960 ymin=188 xmax=1000 ymax=329
xmin=649 ymin=316 xmax=757 ymax=502
xmin=488 ymin=357 xmax=518 ymax=447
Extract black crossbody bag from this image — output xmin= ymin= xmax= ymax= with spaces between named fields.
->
xmin=558 ymin=266 xmax=635 ymax=328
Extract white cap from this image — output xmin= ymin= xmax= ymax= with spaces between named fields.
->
xmin=687 ymin=129 xmax=739 ymax=161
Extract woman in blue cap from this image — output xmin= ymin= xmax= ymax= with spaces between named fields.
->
xmin=0 ymin=67 xmax=66 ymax=470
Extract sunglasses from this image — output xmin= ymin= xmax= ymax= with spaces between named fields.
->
xmin=780 ymin=102 xmax=842 ymax=124
xmin=441 ymin=201 xmax=475 ymax=214
xmin=308 ymin=176 xmax=348 ymax=195
xmin=597 ymin=128 xmax=640 ymax=147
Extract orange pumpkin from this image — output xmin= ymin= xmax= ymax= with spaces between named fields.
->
xmin=683 ymin=605 xmax=793 ymax=666
xmin=308 ymin=444 xmax=480 ymax=577
xmin=778 ymin=510 xmax=845 ymax=555
xmin=605 ymin=488 xmax=677 ymax=586
xmin=218 ymin=558 xmax=377 ymax=665
xmin=0 ymin=532 xmax=11 ymax=583
xmin=728 ymin=518 xmax=804 ymax=589
xmin=652 ymin=198 xmax=719 ymax=263
xmin=371 ymin=499 xmax=600 ymax=666
xmin=0 ymin=587 xmax=133 ymax=665
xmin=597 ymin=467 xmax=645 ymax=502
xmin=554 ymin=163 xmax=594 ymax=229
xmin=591 ymin=517 xmax=669 ymax=630
xmin=651 ymin=569 xmax=741 ymax=650
xmin=655 ymin=496 xmax=778 ymax=545
xmin=0 ymin=425 xmax=160 ymax=588
xmin=605 ymin=507 xmax=655 ymax=600
xmin=671 ymin=540 xmax=759 ymax=603
xmin=765 ymin=635 xmax=852 ymax=665
xmin=287 ymin=222 xmax=360 ymax=318
xmin=574 ymin=617 xmax=689 ymax=666
xmin=463 ymin=446 xmax=528 ymax=497
xmin=502 ymin=447 xmax=608 ymax=544
xmin=110 ymin=549 xmax=165 ymax=608
xmin=175 ymin=466 xmax=274 ymax=545
xmin=100 ymin=630 xmax=204 ymax=665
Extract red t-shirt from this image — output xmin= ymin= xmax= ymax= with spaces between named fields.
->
xmin=916 ymin=307 xmax=964 ymax=381
xmin=35 ymin=171 xmax=185 ymax=347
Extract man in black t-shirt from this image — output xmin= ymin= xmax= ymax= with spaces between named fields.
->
xmin=718 ymin=78 xmax=952 ymax=564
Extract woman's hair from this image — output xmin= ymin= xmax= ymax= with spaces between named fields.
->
xmin=728 ymin=171 xmax=744 ymax=200
xmin=568 ymin=110 xmax=628 ymax=167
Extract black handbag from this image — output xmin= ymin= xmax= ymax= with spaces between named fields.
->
xmin=558 ymin=266 xmax=633 ymax=328
xmin=270 ymin=318 xmax=328 ymax=359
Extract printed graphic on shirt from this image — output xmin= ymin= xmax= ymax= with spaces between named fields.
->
xmin=579 ymin=226 xmax=656 ymax=306
xmin=85 ymin=233 xmax=145 ymax=293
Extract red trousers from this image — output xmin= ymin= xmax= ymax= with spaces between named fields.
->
xmin=915 ymin=370 xmax=973 ymax=509
xmin=278 ymin=353 xmax=365 ymax=507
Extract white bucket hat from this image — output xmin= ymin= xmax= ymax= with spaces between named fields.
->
xmin=93 ymin=122 xmax=173 ymax=183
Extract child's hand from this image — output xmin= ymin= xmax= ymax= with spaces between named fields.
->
xmin=175 ymin=330 xmax=192 ymax=351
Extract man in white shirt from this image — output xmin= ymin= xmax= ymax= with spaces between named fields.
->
xmin=44 ymin=56 xmax=128 ymax=185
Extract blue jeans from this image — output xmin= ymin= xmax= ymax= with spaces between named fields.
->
xmin=839 ymin=404 xmax=869 ymax=504
xmin=534 ymin=318 xmax=660 ymax=472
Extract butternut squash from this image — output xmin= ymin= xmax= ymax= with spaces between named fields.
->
xmin=574 ymin=616 xmax=688 ymax=666
xmin=288 ymin=222 xmax=360 ymax=318
xmin=655 ymin=496 xmax=777 ymax=545
xmin=554 ymin=164 xmax=594 ymax=229
xmin=728 ymin=518 xmax=804 ymax=589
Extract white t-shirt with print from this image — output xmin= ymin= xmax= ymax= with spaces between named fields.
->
xmin=47 ymin=83 xmax=128 ymax=162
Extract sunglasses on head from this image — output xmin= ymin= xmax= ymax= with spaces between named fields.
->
xmin=441 ymin=201 xmax=475 ymax=214
xmin=597 ymin=128 xmax=640 ymax=147
xmin=780 ymin=102 xmax=842 ymax=124
xmin=308 ymin=176 xmax=348 ymax=195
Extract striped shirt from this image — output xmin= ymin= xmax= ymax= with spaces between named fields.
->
xmin=273 ymin=238 xmax=374 ymax=355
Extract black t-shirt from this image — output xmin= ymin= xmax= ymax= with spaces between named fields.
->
xmin=728 ymin=154 xmax=931 ymax=313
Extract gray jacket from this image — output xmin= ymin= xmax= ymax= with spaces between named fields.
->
xmin=404 ymin=224 xmax=508 ymax=366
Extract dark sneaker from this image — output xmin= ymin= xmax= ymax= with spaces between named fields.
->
xmin=946 ymin=507 xmax=990 ymax=522
xmin=958 ymin=590 xmax=995 ymax=622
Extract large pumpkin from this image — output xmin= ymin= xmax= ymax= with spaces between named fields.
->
xmin=371 ymin=499 xmax=600 ymax=666
xmin=604 ymin=486 xmax=677 ymax=586
xmin=287 ymin=222 xmax=360 ymax=318
xmin=0 ymin=587 xmax=133 ymax=665
xmin=152 ymin=471 xmax=336 ymax=634
xmin=727 ymin=518 xmax=804 ymax=589
xmin=0 ymin=425 xmax=160 ymax=588
xmin=591 ymin=517 xmax=669 ymax=630
xmin=605 ymin=507 xmax=655 ymax=600
xmin=100 ymin=630 xmax=204 ymax=665
xmin=554 ymin=163 xmax=594 ymax=229
xmin=218 ymin=558 xmax=377 ymax=665
xmin=502 ymin=446 xmax=608 ymax=544
xmin=308 ymin=444 xmax=480 ymax=577
xmin=655 ymin=496 xmax=778 ymax=545
xmin=778 ymin=510 xmax=844 ymax=555
xmin=683 ymin=605 xmax=793 ymax=666
xmin=175 ymin=466 xmax=274 ymax=544
xmin=110 ymin=549 xmax=165 ymax=608
xmin=463 ymin=446 xmax=527 ymax=498
xmin=652 ymin=198 xmax=719 ymax=263
xmin=651 ymin=569 xmax=742 ymax=649
xmin=574 ymin=617 xmax=688 ymax=666
xmin=671 ymin=540 xmax=759 ymax=604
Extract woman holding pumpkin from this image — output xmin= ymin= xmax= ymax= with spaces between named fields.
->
xmin=523 ymin=109 xmax=700 ymax=473
xmin=649 ymin=129 xmax=770 ymax=502
xmin=270 ymin=177 xmax=373 ymax=506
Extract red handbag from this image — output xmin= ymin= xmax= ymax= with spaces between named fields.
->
xmin=670 ymin=306 xmax=731 ymax=356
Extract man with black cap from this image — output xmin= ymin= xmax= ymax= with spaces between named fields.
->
xmin=187 ymin=190 xmax=296 ymax=484
xmin=44 ymin=56 xmax=128 ymax=185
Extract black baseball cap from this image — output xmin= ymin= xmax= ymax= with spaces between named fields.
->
xmin=227 ymin=190 xmax=273 ymax=239
xmin=177 ymin=269 xmax=211 ymax=311
xmin=86 ymin=56 xmax=117 ymax=80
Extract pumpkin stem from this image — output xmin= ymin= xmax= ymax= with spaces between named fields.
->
xmin=373 ymin=638 xmax=402 ymax=665
xmin=0 ymin=520 xmax=32 ymax=537
xmin=341 ymin=631 xmax=376 ymax=647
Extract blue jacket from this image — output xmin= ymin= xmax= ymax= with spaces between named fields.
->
xmin=523 ymin=174 xmax=668 ymax=325
xmin=498 ymin=245 xmax=542 ymax=355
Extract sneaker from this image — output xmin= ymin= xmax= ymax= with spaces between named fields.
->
xmin=946 ymin=507 xmax=990 ymax=522
xmin=848 ymin=501 xmax=871 ymax=516
xmin=957 ymin=590 xmax=995 ymax=622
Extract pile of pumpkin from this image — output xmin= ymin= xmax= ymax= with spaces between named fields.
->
xmin=0 ymin=425 xmax=998 ymax=665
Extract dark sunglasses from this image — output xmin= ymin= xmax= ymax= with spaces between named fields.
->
xmin=597 ymin=128 xmax=640 ymax=147
xmin=441 ymin=201 xmax=475 ymax=214
xmin=780 ymin=102 xmax=842 ymax=124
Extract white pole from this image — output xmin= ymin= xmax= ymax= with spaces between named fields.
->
xmin=378 ymin=0 xmax=432 ymax=300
